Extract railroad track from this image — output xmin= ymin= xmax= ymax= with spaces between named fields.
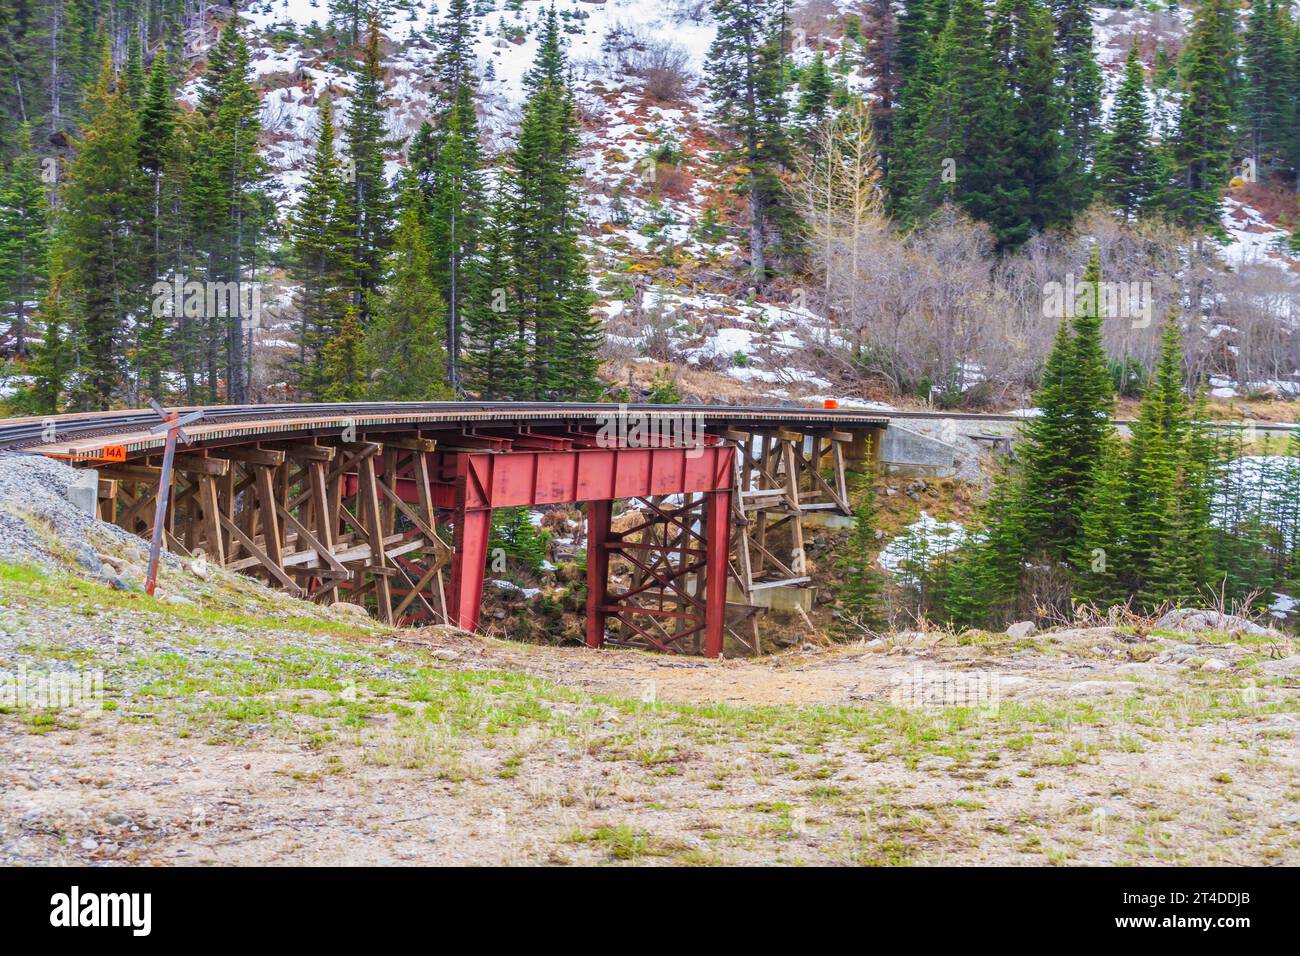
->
xmin=0 ymin=401 xmax=891 ymax=457
xmin=0 ymin=402 xmax=1294 ymax=457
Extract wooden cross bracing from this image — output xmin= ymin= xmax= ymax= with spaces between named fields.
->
xmin=100 ymin=433 xmax=453 ymax=625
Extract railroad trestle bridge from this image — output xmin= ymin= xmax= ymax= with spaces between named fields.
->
xmin=3 ymin=403 xmax=889 ymax=657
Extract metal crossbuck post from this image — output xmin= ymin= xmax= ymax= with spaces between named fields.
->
xmin=144 ymin=400 xmax=203 ymax=596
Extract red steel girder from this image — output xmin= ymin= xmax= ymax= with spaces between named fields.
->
xmin=334 ymin=443 xmax=735 ymax=655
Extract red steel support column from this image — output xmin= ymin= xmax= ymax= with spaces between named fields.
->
xmin=450 ymin=507 xmax=491 ymax=631
xmin=704 ymin=488 xmax=732 ymax=658
xmin=585 ymin=499 xmax=612 ymax=649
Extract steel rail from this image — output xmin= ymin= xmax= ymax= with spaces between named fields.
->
xmin=0 ymin=402 xmax=1294 ymax=457
xmin=0 ymin=401 xmax=891 ymax=457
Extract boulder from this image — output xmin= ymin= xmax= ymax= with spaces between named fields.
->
xmin=1005 ymin=621 xmax=1037 ymax=639
xmin=1155 ymin=609 xmax=1275 ymax=637
xmin=329 ymin=602 xmax=372 ymax=620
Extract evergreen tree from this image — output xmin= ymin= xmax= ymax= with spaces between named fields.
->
xmin=1162 ymin=0 xmax=1237 ymax=230
xmin=433 ymin=0 xmax=477 ymax=97
xmin=706 ymin=0 xmax=791 ymax=282
xmin=136 ymin=49 xmax=178 ymax=398
xmin=462 ymin=187 xmax=527 ymax=400
xmin=892 ymin=0 xmax=1014 ymax=240
xmin=508 ymin=7 xmax=598 ymax=400
xmin=861 ymin=0 xmax=900 ymax=163
xmin=798 ymin=51 xmax=834 ymax=128
xmin=189 ymin=15 xmax=265 ymax=402
xmin=345 ymin=18 xmax=394 ymax=327
xmin=939 ymin=459 xmax=1026 ymax=625
xmin=330 ymin=0 xmax=378 ymax=46
xmin=124 ymin=29 xmax=145 ymax=106
xmin=894 ymin=0 xmax=931 ymax=83
xmin=1124 ymin=311 xmax=1188 ymax=603
xmin=13 ymin=272 xmax=72 ymax=414
xmin=292 ymin=93 xmax=358 ymax=398
xmin=490 ymin=506 xmax=547 ymax=574
xmin=1052 ymin=0 xmax=1102 ymax=210
xmin=939 ymin=246 xmax=1114 ymax=622
xmin=831 ymin=475 xmax=885 ymax=638
xmin=424 ymin=77 xmax=484 ymax=393
xmin=58 ymin=46 xmax=146 ymax=409
xmin=886 ymin=0 xmax=937 ymax=213
xmin=0 ymin=123 xmax=50 ymax=356
xmin=1072 ymin=433 xmax=1132 ymax=608
xmin=198 ymin=14 xmax=241 ymax=118
xmin=321 ymin=305 xmax=367 ymax=401
xmin=1096 ymin=42 xmax=1158 ymax=219
xmin=1020 ymin=245 xmax=1115 ymax=556
xmin=1241 ymin=0 xmax=1290 ymax=168
xmin=365 ymin=181 xmax=451 ymax=401
xmin=990 ymin=0 xmax=1072 ymax=243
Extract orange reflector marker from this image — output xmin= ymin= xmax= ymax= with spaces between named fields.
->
xmin=44 ymin=445 xmax=128 ymax=464
xmin=823 ymin=399 xmax=838 ymax=410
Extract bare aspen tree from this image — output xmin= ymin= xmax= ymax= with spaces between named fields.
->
xmin=795 ymin=98 xmax=886 ymax=350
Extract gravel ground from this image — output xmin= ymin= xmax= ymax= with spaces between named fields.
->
xmin=0 ymin=452 xmax=172 ymax=575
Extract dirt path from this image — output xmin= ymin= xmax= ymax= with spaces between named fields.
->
xmin=3 ymin=588 xmax=1297 ymax=865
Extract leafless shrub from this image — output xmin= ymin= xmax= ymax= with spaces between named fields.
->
xmin=601 ymin=23 xmax=693 ymax=103
xmin=639 ymin=301 xmax=681 ymax=362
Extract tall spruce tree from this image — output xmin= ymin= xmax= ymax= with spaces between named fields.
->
xmin=291 ymin=93 xmax=358 ymax=399
xmin=0 ymin=123 xmax=50 ymax=356
xmin=58 ymin=46 xmax=146 ymax=409
xmin=1096 ymin=42 xmax=1158 ymax=219
xmin=136 ymin=49 xmax=178 ymax=398
xmin=1162 ymin=0 xmax=1237 ymax=231
xmin=189 ymin=15 xmax=265 ymax=402
xmin=508 ymin=7 xmax=598 ymax=400
xmin=461 ymin=187 xmax=527 ymax=400
xmin=940 ymin=246 xmax=1114 ymax=622
xmin=365 ymin=181 xmax=451 ymax=401
xmin=1125 ymin=310 xmax=1193 ymax=604
xmin=706 ymin=0 xmax=791 ymax=283
xmin=433 ymin=0 xmax=477 ymax=98
xmin=1020 ymin=244 xmax=1115 ymax=555
xmin=798 ymin=51 xmax=834 ymax=130
xmin=345 ymin=18 xmax=394 ymax=327
xmin=1241 ymin=0 xmax=1290 ymax=168
xmin=1072 ymin=432 xmax=1132 ymax=608
xmin=861 ymin=0 xmax=899 ymax=164
xmin=990 ymin=0 xmax=1072 ymax=243
xmin=1052 ymin=0 xmax=1102 ymax=212
xmin=892 ymin=0 xmax=1015 ymax=240
xmin=425 ymin=78 xmax=484 ymax=394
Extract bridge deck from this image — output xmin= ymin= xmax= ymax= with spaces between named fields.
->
xmin=0 ymin=402 xmax=889 ymax=461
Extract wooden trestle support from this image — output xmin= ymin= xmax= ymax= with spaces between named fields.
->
xmin=98 ymin=434 xmax=452 ymax=624
xmin=93 ymin=423 xmax=865 ymax=657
